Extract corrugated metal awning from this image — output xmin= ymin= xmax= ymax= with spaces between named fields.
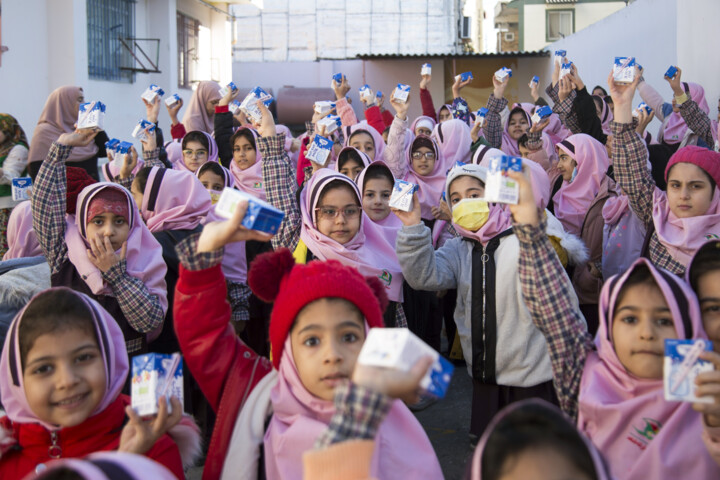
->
xmin=545 ymin=0 xmax=577 ymax=4
xmin=354 ymin=51 xmax=549 ymax=60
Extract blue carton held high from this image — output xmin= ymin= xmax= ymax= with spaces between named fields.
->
xmin=215 ymin=188 xmax=285 ymax=235
xmin=131 ymin=353 xmax=183 ymax=416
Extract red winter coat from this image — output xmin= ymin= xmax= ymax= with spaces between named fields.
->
xmin=0 ymin=395 xmax=183 ymax=479
xmin=174 ymin=263 xmax=274 ymax=480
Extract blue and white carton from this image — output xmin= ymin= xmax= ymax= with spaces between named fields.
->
xmin=421 ymin=63 xmax=432 ymax=76
xmin=132 ymin=119 xmax=156 ymax=141
xmin=131 ymin=353 xmax=183 ymax=416
xmin=664 ymin=339 xmax=714 ymax=403
xmin=164 ymin=93 xmax=181 ymax=107
xmin=531 ymin=105 xmax=553 ymax=125
xmin=11 ymin=177 xmax=32 ymax=202
xmin=305 ymin=134 xmax=334 ymax=166
xmin=484 ymin=155 xmax=522 ymax=204
xmin=77 ymin=101 xmax=105 ymax=130
xmin=665 ymin=65 xmax=678 ymax=80
xmin=359 ymin=84 xmax=374 ymax=103
xmin=104 ymin=138 xmax=120 ymax=154
xmin=455 ymin=71 xmax=473 ymax=83
xmin=239 ymin=87 xmax=274 ymax=123
xmin=317 ymin=115 xmax=341 ymax=135
xmin=141 ymin=84 xmax=164 ymax=103
xmin=554 ymin=50 xmax=567 ymax=65
xmin=530 ymin=75 xmax=540 ymax=86
xmin=494 ymin=67 xmax=512 ymax=82
xmin=376 ymin=91 xmax=383 ymax=101
xmin=392 ymin=84 xmax=411 ymax=103
xmin=358 ymin=328 xmax=454 ymax=399
xmin=228 ymin=100 xmax=242 ymax=115
xmin=218 ymin=81 xmax=238 ymax=97
xmin=475 ymin=107 xmax=489 ymax=127
xmin=389 ymin=179 xmax=418 ymax=212
xmin=633 ymin=102 xmax=652 ymax=117
xmin=113 ymin=141 xmax=134 ymax=169
xmin=313 ymin=101 xmax=336 ymax=115
xmin=331 ymin=72 xmax=344 ymax=88
xmin=559 ymin=62 xmax=573 ymax=80
xmin=215 ymin=188 xmax=285 ymax=235
xmin=613 ymin=57 xmax=636 ymax=83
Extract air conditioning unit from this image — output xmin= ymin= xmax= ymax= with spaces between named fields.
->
xmin=461 ymin=16 xmax=471 ymax=39
xmin=504 ymin=32 xmax=515 ymax=42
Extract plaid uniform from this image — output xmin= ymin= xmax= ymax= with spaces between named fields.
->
xmin=174 ymin=232 xmax=224 ymax=271
xmin=679 ymin=99 xmax=715 ymax=148
xmin=545 ymin=83 xmax=581 ymax=134
xmin=228 ymin=280 xmax=251 ymax=322
xmin=483 ymin=94 xmax=508 ymax=150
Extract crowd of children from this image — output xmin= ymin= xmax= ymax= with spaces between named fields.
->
xmin=0 ymin=55 xmax=719 ymax=480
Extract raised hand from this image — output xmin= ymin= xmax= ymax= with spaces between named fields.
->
xmin=333 ymin=76 xmax=351 ymax=101
xmin=529 ymin=117 xmax=551 ymax=134
xmin=197 ymin=197 xmax=274 ymax=252
xmin=389 ymin=88 xmax=410 ymax=121
xmin=140 ymin=126 xmax=157 ymax=152
xmin=166 ymin=97 xmax=184 ymax=126
xmin=420 ymin=72 xmax=431 ymax=90
xmin=119 ymin=396 xmax=182 ymax=455
xmin=492 ymin=74 xmax=509 ymax=100
xmin=57 ymin=128 xmax=99 ymax=148
xmin=452 ymin=75 xmax=472 ymax=99
xmin=254 ymin=100 xmax=276 ymax=138
xmin=391 ymin=193 xmax=422 ymax=227
xmin=607 ymin=66 xmax=642 ymax=124
xmin=218 ymin=85 xmax=240 ymax=107
xmin=507 ymin=167 xmax=539 ymax=227
xmin=119 ymin=147 xmax=139 ymax=180
xmin=635 ymin=108 xmax=655 ymax=137
xmin=143 ymin=96 xmax=161 ymax=124
xmin=665 ymin=65 xmax=684 ymax=96
xmin=352 ymin=356 xmax=433 ymax=405
xmin=558 ymin=76 xmax=574 ymax=102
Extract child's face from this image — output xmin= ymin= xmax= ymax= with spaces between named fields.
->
xmin=85 ymin=212 xmax=130 ymax=252
xmin=448 ymin=176 xmax=485 ymax=206
xmin=496 ymin=446 xmax=594 ymax=480
xmin=205 ymin=98 xmax=219 ymax=116
xmin=290 ymin=298 xmax=365 ymax=401
xmin=362 ymin=178 xmax=393 ymax=222
xmin=182 ymin=140 xmax=208 ymax=172
xmin=508 ymin=112 xmax=529 ymax=140
xmin=411 ymin=147 xmax=436 ymax=176
xmin=611 ymin=281 xmax=677 ymax=379
xmin=198 ymin=170 xmax=225 ymax=192
xmin=556 ymin=153 xmax=577 ymax=182
xmin=696 ymin=270 xmax=720 ymax=353
xmin=518 ymin=144 xmax=532 ymax=159
xmin=339 ymin=159 xmax=364 ymax=182
xmin=23 ymin=327 xmax=106 ymax=428
xmin=233 ymin=135 xmax=257 ymax=170
xmin=438 ymin=107 xmax=452 ymax=123
xmin=415 ymin=126 xmax=432 ymax=137
xmin=349 ymin=133 xmax=376 ymax=161
xmin=316 ymin=187 xmax=361 ymax=245
xmin=666 ymin=163 xmax=714 ymax=218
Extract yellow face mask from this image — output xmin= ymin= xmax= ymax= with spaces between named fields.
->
xmin=452 ymin=198 xmax=489 ymax=231
xmin=209 ymin=189 xmax=223 ymax=205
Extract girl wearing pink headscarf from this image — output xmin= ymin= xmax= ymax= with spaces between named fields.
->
xmin=32 ymin=132 xmax=167 ymax=356
xmin=2 ymin=201 xmax=42 ymax=260
xmin=181 ymin=81 xmax=222 ymax=134
xmin=173 ymin=131 xmax=218 ymax=173
xmin=25 ymin=452 xmax=178 ymax=480
xmin=432 ymin=118 xmax=472 ymax=165
xmin=0 ymin=288 xmax=198 ymax=479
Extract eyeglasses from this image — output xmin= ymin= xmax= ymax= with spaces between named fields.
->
xmin=315 ymin=206 xmax=361 ymax=220
xmin=412 ymin=151 xmax=436 ymax=161
xmin=183 ymin=149 xmax=208 ymax=159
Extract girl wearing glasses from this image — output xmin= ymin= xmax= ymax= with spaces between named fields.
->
xmin=175 ymin=131 xmax=218 ymax=173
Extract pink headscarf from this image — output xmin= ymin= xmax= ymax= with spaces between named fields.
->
xmin=662 ymin=82 xmax=710 ymax=145
xmin=471 ymin=145 xmax=504 ymax=166
xmin=228 ymin=128 xmax=266 ymax=201
xmin=592 ymin=95 xmax=614 ymax=136
xmin=27 ymin=451 xmax=177 ymax=480
xmin=444 ymin=164 xmax=513 ymax=245
xmin=402 ymin=136 xmax=447 ymax=220
xmin=264 ymin=336 xmax=443 ymax=480
xmin=3 ymin=201 xmax=42 ymax=260
xmin=602 ymin=195 xmax=630 ymax=226
xmin=432 ymin=118 xmax=472 ymax=164
xmin=437 ymin=104 xmax=453 ymax=121
xmin=343 ymin=122 xmax=386 ymax=162
xmin=544 ymin=112 xmax=572 ymax=143
xmin=101 ymin=157 xmax=144 ymax=183
xmin=181 ymin=81 xmax=221 ymax=134
xmin=140 ymin=167 xmax=212 ymax=233
xmin=195 ymin=161 xmax=235 ymax=189
xmin=275 ymin=124 xmax=295 ymax=153
xmin=334 ymin=146 xmax=372 ymax=180
xmin=299 ymin=169 xmax=404 ymax=302
xmin=553 ymin=134 xmax=610 ymax=235
xmin=0 ymin=288 xmax=129 ymax=431
xmin=579 ymin=258 xmax=720 ymax=479
xmin=65 ymin=183 xmax=168 ymax=309
xmin=410 ymin=115 xmax=437 ymax=136
xmin=356 ymin=161 xmax=403 ymax=243
xmin=175 ymin=131 xmax=219 ymax=173
xmin=164 ymin=140 xmax=182 ymax=166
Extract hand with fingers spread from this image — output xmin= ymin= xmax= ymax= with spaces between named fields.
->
xmin=198 ymin=197 xmax=274 ymax=253
xmin=665 ymin=65 xmax=684 ymax=96
xmin=693 ymin=350 xmax=720 ymax=427
xmin=87 ymin=235 xmax=127 ymax=272
xmin=119 ymin=147 xmax=139 ymax=180
xmin=352 ymin=356 xmax=434 ymax=405
xmin=507 ymin=167 xmax=539 ymax=227
xmin=558 ymin=76 xmax=574 ymax=102
xmin=57 ymin=128 xmax=99 ymax=148
xmin=389 ymin=88 xmax=410 ymax=121
xmin=119 ymin=396 xmax=183 ymax=455
xmin=143 ymin=96 xmax=161 ymax=124
xmin=391 ymin=193 xmax=422 ymax=227
xmin=166 ymin=97 xmax=184 ymax=126
xmin=529 ymin=117 xmax=551 ymax=134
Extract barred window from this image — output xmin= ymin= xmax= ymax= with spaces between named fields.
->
xmin=177 ymin=12 xmax=200 ymax=89
xmin=87 ymin=0 xmax=135 ymax=82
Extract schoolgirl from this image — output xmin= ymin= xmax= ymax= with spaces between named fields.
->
xmin=355 ymin=161 xmax=402 ymax=240
xmin=432 ymin=118 xmax=472 ymax=165
xmin=0 ymin=114 xmax=28 ymax=256
xmin=25 ymin=451 xmax=178 ymax=480
xmin=343 ymin=122 xmax=386 ymax=163
xmin=2 ymin=201 xmax=42 ymax=261
xmin=196 ymin=160 xmax=234 ymax=202
xmin=180 ymin=80 xmax=222 ymax=135
xmin=173 ymin=130 xmax=218 ymax=173
xmin=335 ymin=146 xmax=371 ymax=182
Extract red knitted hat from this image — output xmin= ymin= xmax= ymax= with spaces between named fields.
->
xmin=248 ymin=249 xmax=388 ymax=369
xmin=66 ymin=166 xmax=97 ymax=215
xmin=665 ymin=146 xmax=720 ymax=187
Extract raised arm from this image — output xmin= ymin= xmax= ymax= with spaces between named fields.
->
xmin=667 ymin=67 xmax=716 ymax=148
xmin=383 ymin=88 xmax=411 ymax=179
xmin=419 ymin=71 xmax=437 ymax=121
xmin=484 ymin=74 xmax=510 ymax=149
xmin=638 ymin=76 xmax=670 ymax=122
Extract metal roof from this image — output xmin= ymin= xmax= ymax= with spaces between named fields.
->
xmin=354 ymin=51 xmax=550 ymax=60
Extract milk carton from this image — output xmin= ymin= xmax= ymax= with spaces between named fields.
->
xmin=559 ymin=62 xmax=573 ymax=80
xmin=633 ymin=102 xmax=652 ymax=117
xmin=141 ymin=84 xmax=164 ymax=103
xmin=664 ymin=339 xmax=714 ymax=403
xmin=239 ymin=87 xmax=274 ymax=123
xmin=475 ymin=107 xmax=489 ymax=127
xmin=314 ymin=101 xmax=336 ymax=115
xmin=228 ymin=100 xmax=241 ymax=115
xmin=421 ymin=63 xmax=432 ymax=76
xmin=331 ymin=72 xmax=344 ymax=88
xmin=530 ymin=75 xmax=540 ymax=86
xmin=77 ymin=101 xmax=106 ymax=130
xmin=665 ymin=65 xmax=678 ymax=80
xmin=131 ymin=119 xmax=156 ymax=141
xmin=613 ymin=57 xmax=636 ymax=84
xmin=389 ymin=180 xmax=418 ymax=212
xmin=305 ymin=135 xmax=334 ymax=166
xmin=494 ymin=67 xmax=512 ymax=82
xmin=215 ymin=188 xmax=285 ymax=234
xmin=392 ymin=84 xmax=411 ymax=103
xmin=531 ymin=105 xmax=552 ymax=125
xmin=454 ymin=71 xmax=473 ymax=83
xmin=218 ymin=81 xmax=238 ymax=97
xmin=484 ymin=155 xmax=522 ymax=204
xmin=131 ymin=353 xmax=183 ymax=416
xmin=359 ymin=85 xmax=374 ymax=103
xmin=554 ymin=50 xmax=567 ymax=65
xmin=164 ymin=93 xmax=181 ymax=107
xmin=376 ymin=91 xmax=383 ymax=102
xmin=317 ymin=115 xmax=341 ymax=135
xmin=357 ymin=328 xmax=454 ymax=399
xmin=104 ymin=138 xmax=120 ymax=155
xmin=113 ymin=141 xmax=133 ymax=169
xmin=11 ymin=177 xmax=32 ymax=202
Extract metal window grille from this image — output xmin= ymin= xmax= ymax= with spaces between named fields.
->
xmin=87 ymin=0 xmax=135 ymax=82
xmin=177 ymin=12 xmax=199 ymax=89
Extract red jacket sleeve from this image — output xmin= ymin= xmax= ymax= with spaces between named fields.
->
xmin=170 ymin=123 xmax=187 ymax=140
xmin=420 ymin=88 xmax=437 ymax=122
xmin=381 ymin=109 xmax=394 ymax=129
xmin=364 ymin=106 xmax=386 ymax=135
xmin=146 ymin=435 xmax=184 ymax=479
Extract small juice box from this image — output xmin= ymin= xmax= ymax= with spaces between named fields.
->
xmin=104 ymin=138 xmax=120 ymax=155
xmin=494 ymin=67 xmax=512 ymax=82
xmin=613 ymin=57 xmax=636 ymax=84
xmin=559 ymin=62 xmax=573 ymax=80
xmin=554 ymin=50 xmax=567 ymax=65
xmin=475 ymin=107 xmax=489 ymax=127
xmin=484 ymin=155 xmax=522 ymax=204
xmin=530 ymin=75 xmax=540 ymax=86
xmin=132 ymin=119 xmax=156 ymax=141
xmin=141 ymin=84 xmax=164 ymax=103
xmin=358 ymin=328 xmax=455 ymax=399
xmin=331 ymin=72 xmax=344 ymax=88
xmin=633 ymin=102 xmax=652 ymax=117
xmin=215 ymin=188 xmax=285 ymax=234
xmin=164 ymin=93 xmax=181 ymax=107
xmin=11 ymin=177 xmax=32 ymax=202
xmin=359 ymin=84 xmax=374 ymax=103
xmin=113 ymin=141 xmax=133 ymax=169
xmin=239 ymin=87 xmax=274 ymax=123
xmin=454 ymin=71 xmax=473 ymax=82
xmin=421 ymin=63 xmax=432 ymax=76
xmin=305 ymin=135 xmax=334 ymax=166
xmin=313 ymin=101 xmax=336 ymax=115
xmin=664 ymin=339 xmax=714 ymax=404
xmin=131 ymin=353 xmax=183 ymax=416
xmin=531 ymin=105 xmax=552 ymax=125
xmin=228 ymin=100 xmax=242 ymax=115
xmin=392 ymin=84 xmax=411 ymax=103
xmin=376 ymin=91 xmax=383 ymax=101
xmin=317 ymin=115 xmax=341 ymax=135
xmin=665 ymin=65 xmax=678 ymax=79
xmin=77 ymin=101 xmax=106 ymax=130
xmin=218 ymin=81 xmax=238 ymax=97
xmin=389 ymin=179 xmax=418 ymax=212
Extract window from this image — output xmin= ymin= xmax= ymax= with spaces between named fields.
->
xmin=87 ymin=0 xmax=135 ymax=82
xmin=547 ymin=10 xmax=573 ymax=41
xmin=461 ymin=16 xmax=471 ymax=39
xmin=177 ymin=12 xmax=200 ymax=89
xmin=504 ymin=32 xmax=515 ymax=42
